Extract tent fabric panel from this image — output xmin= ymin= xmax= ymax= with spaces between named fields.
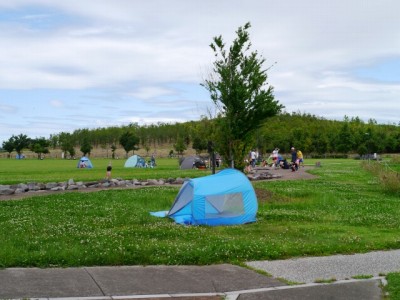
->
xmin=124 ymin=155 xmax=138 ymax=168
xmin=180 ymin=156 xmax=196 ymax=169
xmin=193 ymin=169 xmax=252 ymax=196
xmin=168 ymin=181 xmax=193 ymax=216
xmin=204 ymin=192 xmax=245 ymax=218
xmin=136 ymin=156 xmax=146 ymax=167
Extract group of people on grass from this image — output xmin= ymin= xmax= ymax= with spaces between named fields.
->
xmin=246 ymin=147 xmax=304 ymax=172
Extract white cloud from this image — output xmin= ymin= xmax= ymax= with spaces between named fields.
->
xmin=0 ymin=103 xmax=18 ymax=114
xmin=50 ymin=100 xmax=63 ymax=107
xmin=0 ymin=0 xmax=400 ymax=143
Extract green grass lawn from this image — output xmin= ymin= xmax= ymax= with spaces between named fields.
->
xmin=386 ymin=272 xmax=400 ymax=299
xmin=1 ymin=158 xmax=400 ymax=268
xmin=0 ymin=157 xmax=211 ymax=184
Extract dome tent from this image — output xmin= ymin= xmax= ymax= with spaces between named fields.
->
xmin=77 ymin=156 xmax=93 ymax=168
xmin=151 ymin=168 xmax=258 ymax=226
xmin=179 ymin=156 xmax=206 ymax=169
xmin=124 ymin=155 xmax=146 ymax=168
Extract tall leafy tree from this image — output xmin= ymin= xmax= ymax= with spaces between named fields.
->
xmin=173 ymin=136 xmax=187 ymax=156
xmin=2 ymin=139 xmax=15 ymax=158
xmin=80 ymin=137 xmax=93 ymax=156
xmin=29 ymin=137 xmax=50 ymax=159
xmin=10 ymin=134 xmax=30 ymax=156
xmin=119 ymin=131 xmax=140 ymax=157
xmin=202 ymin=22 xmax=283 ymax=169
xmin=59 ymin=132 xmax=75 ymax=159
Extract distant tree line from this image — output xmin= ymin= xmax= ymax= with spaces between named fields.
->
xmin=1 ymin=113 xmax=399 ymax=160
xmin=257 ymin=113 xmax=400 ymax=158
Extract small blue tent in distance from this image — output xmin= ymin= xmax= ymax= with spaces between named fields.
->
xmin=152 ymin=168 xmax=258 ymax=226
xmin=77 ymin=156 xmax=93 ymax=168
xmin=124 ymin=154 xmax=146 ymax=168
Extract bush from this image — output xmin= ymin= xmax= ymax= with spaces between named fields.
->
xmin=362 ymin=161 xmax=400 ymax=195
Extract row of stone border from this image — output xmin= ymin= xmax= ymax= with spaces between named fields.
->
xmin=0 ymin=177 xmax=186 ymax=196
xmin=0 ymin=169 xmax=281 ymax=196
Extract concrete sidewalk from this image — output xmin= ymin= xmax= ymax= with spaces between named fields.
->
xmin=0 ymin=263 xmax=385 ymax=300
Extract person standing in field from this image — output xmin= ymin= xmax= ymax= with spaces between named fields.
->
xmin=250 ymin=149 xmax=257 ymax=168
xmin=296 ymin=149 xmax=304 ymax=167
xmin=290 ymin=147 xmax=298 ymax=171
xmin=106 ymin=161 xmax=112 ymax=180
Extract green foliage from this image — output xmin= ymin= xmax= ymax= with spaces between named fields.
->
xmin=3 ymin=111 xmax=399 ymax=163
xmin=362 ymin=160 xmax=400 ymax=195
xmin=202 ymin=22 xmax=283 ymax=168
xmin=173 ymin=136 xmax=187 ymax=155
xmin=192 ymin=137 xmax=208 ymax=154
xmin=59 ymin=132 xmax=75 ymax=158
xmin=119 ymin=131 xmax=140 ymax=157
xmin=80 ymin=137 xmax=93 ymax=156
xmin=10 ymin=134 xmax=30 ymax=155
xmin=29 ymin=137 xmax=50 ymax=159
xmin=2 ymin=140 xmax=14 ymax=157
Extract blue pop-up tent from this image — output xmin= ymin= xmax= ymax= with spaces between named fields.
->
xmin=152 ymin=168 xmax=258 ymax=226
xmin=77 ymin=156 xmax=93 ymax=168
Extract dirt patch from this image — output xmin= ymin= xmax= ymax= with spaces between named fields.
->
xmin=253 ymin=165 xmax=317 ymax=181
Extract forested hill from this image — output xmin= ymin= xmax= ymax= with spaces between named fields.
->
xmin=2 ymin=112 xmax=400 ymax=158
xmin=258 ymin=113 xmax=399 ymax=156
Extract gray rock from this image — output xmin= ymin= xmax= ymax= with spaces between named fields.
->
xmin=101 ymin=182 xmax=111 ymax=188
xmin=117 ymin=180 xmax=126 ymax=186
xmin=133 ymin=179 xmax=141 ymax=185
xmin=0 ymin=185 xmax=15 ymax=195
xmin=27 ymin=183 xmax=40 ymax=191
xmin=147 ymin=179 xmax=158 ymax=185
xmin=68 ymin=178 xmax=75 ymax=185
xmin=50 ymin=186 xmax=64 ymax=191
xmin=14 ymin=188 xmax=25 ymax=194
xmin=45 ymin=182 xmax=58 ymax=190
xmin=17 ymin=183 xmax=29 ymax=191
xmin=175 ymin=177 xmax=185 ymax=184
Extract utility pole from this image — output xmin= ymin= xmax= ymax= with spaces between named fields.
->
xmin=208 ymin=141 xmax=216 ymax=174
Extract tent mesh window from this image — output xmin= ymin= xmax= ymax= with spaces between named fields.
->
xmin=205 ymin=193 xmax=244 ymax=218
xmin=168 ymin=182 xmax=193 ymax=216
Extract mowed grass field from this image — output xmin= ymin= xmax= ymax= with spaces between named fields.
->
xmin=0 ymin=158 xmax=400 ymax=269
xmin=0 ymin=157 xmax=211 ymax=184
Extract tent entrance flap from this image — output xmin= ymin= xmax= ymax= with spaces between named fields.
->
xmin=205 ymin=193 xmax=244 ymax=218
xmin=167 ymin=182 xmax=193 ymax=216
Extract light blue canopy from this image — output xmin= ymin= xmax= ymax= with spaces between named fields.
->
xmin=124 ymin=155 xmax=146 ymax=168
xmin=77 ymin=156 xmax=93 ymax=168
xmin=152 ymin=168 xmax=258 ymax=226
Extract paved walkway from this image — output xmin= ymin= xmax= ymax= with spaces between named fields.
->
xmin=2 ymin=250 xmax=399 ymax=300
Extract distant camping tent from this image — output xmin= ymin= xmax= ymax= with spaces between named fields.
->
xmin=77 ymin=156 xmax=93 ymax=168
xmin=124 ymin=155 xmax=146 ymax=168
xmin=180 ymin=156 xmax=206 ymax=169
xmin=152 ymin=168 xmax=258 ymax=226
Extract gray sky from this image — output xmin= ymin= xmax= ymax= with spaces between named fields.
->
xmin=0 ymin=0 xmax=399 ymax=144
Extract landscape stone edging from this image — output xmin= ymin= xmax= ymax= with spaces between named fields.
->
xmin=0 ymin=177 xmax=186 ymax=196
xmin=0 ymin=170 xmax=280 ymax=196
